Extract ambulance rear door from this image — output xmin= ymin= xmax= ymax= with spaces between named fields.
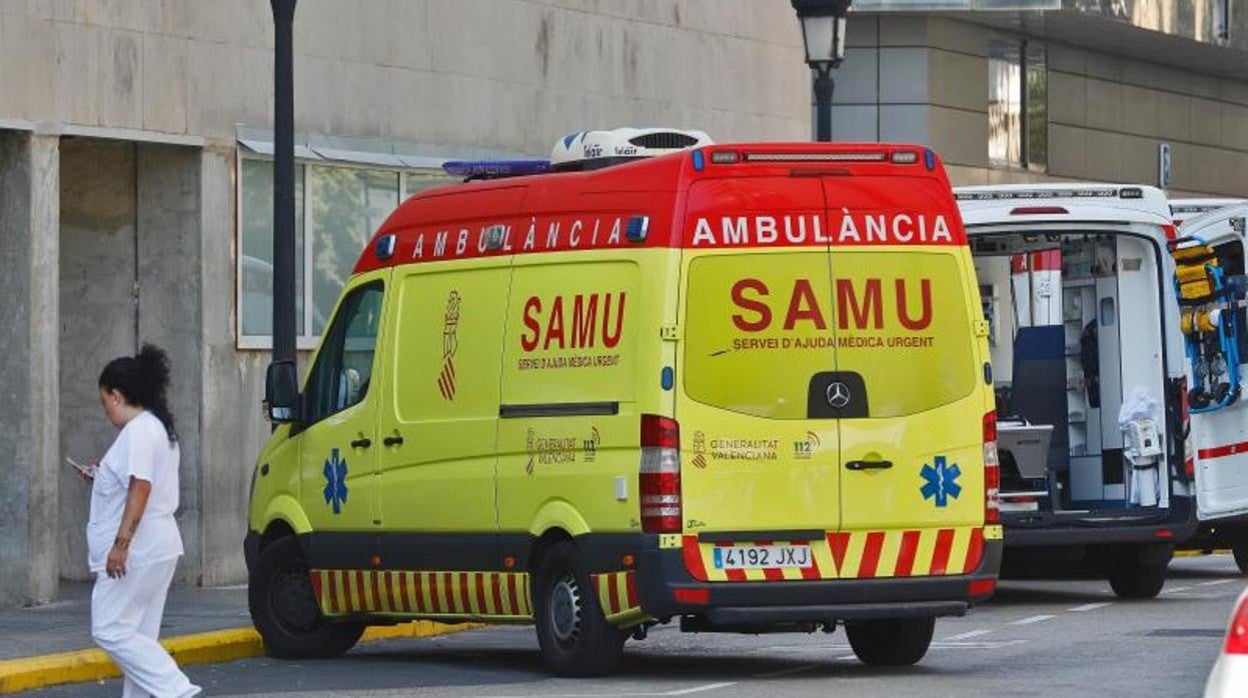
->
xmin=1181 ymin=208 xmax=1248 ymax=521
xmin=677 ymin=174 xmax=843 ymax=580
xmin=825 ymin=175 xmax=989 ymax=578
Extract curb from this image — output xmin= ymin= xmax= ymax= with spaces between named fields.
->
xmin=0 ymin=620 xmax=481 ymax=694
xmin=1174 ymin=549 xmax=1232 ymax=558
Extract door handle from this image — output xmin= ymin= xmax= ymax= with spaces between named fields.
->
xmin=846 ymin=459 xmax=893 ymax=471
xmin=383 ymin=434 xmax=405 ymax=447
xmin=350 ymin=437 xmax=372 ymax=449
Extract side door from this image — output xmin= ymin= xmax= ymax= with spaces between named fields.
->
xmin=299 ymin=276 xmax=390 ymax=539
xmin=826 ymin=177 xmax=989 ymax=579
xmin=376 ymin=262 xmax=509 ymax=550
xmin=1193 ymin=236 xmax=1248 ymax=520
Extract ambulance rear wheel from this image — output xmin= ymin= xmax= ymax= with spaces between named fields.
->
xmin=845 ymin=617 xmax=935 ymax=666
xmin=1232 ymin=534 xmax=1248 ymax=574
xmin=1107 ymin=556 xmax=1167 ymax=599
xmin=533 ymin=541 xmax=627 ymax=676
xmin=249 ymin=536 xmax=365 ymax=659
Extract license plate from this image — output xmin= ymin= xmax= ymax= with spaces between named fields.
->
xmin=712 ymin=545 xmax=813 ymax=570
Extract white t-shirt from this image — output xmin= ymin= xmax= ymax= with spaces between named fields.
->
xmin=87 ymin=411 xmax=185 ymax=573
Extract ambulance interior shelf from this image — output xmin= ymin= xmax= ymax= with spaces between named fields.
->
xmin=1171 ymin=237 xmax=1246 ymax=413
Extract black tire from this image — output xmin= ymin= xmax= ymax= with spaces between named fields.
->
xmin=845 ymin=617 xmax=935 ymax=667
xmin=248 ymin=535 xmax=365 ymax=659
xmin=532 ymin=541 xmax=627 ymax=676
xmin=1107 ymin=556 xmax=1167 ymax=599
xmin=1233 ymin=534 xmax=1248 ymax=575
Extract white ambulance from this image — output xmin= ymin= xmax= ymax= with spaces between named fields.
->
xmin=958 ymin=184 xmax=1196 ymax=598
xmin=1170 ymin=199 xmax=1247 ymax=227
xmin=1172 ymin=202 xmax=1248 ymax=572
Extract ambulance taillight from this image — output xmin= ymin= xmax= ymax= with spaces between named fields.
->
xmin=984 ymin=411 xmax=1001 ymax=525
xmin=640 ymin=415 xmax=682 ymax=534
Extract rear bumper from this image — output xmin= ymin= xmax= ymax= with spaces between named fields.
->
xmin=635 ymin=536 xmax=1002 ymax=625
xmin=1002 ymin=496 xmax=1197 ymax=547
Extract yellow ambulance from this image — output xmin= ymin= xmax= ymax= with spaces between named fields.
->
xmin=245 ymin=129 xmax=1002 ymax=676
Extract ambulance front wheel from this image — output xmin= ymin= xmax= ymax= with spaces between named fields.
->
xmin=845 ymin=616 xmax=935 ymax=666
xmin=249 ymin=536 xmax=365 ymax=659
xmin=533 ymin=541 xmax=627 ymax=676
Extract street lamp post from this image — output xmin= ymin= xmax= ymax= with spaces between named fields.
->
xmin=791 ymin=0 xmax=851 ymax=142
xmin=271 ymin=0 xmax=297 ymax=366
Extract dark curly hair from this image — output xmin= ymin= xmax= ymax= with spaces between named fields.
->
xmin=98 ymin=343 xmax=177 ymax=443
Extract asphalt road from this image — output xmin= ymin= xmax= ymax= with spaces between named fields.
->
xmin=32 ymin=555 xmax=1243 ymax=698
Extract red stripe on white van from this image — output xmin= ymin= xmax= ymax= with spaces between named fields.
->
xmin=1198 ymin=441 xmax=1248 ymax=460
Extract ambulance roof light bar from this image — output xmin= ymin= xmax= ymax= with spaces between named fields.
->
xmin=441 ymin=160 xmax=551 ymax=180
xmin=719 ymin=149 xmax=919 ymax=165
xmin=956 ymin=187 xmax=1146 ymax=202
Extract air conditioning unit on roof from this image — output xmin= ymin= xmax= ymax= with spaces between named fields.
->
xmin=550 ymin=128 xmax=714 ymax=172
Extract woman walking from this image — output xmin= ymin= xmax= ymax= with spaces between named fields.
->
xmin=87 ymin=344 xmax=201 ymax=698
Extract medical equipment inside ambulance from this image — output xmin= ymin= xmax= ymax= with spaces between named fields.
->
xmin=972 ymin=232 xmax=1171 ymax=515
xmin=1172 ymin=204 xmax=1248 ymax=552
xmin=1171 ymin=236 xmax=1246 ymax=413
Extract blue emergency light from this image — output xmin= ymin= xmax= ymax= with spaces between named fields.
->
xmin=441 ymin=159 xmax=551 ymax=178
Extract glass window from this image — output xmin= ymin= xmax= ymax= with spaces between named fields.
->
xmin=989 ymin=39 xmax=1047 ymax=171
xmin=405 ymin=172 xmax=453 ymax=198
xmin=309 ymin=167 xmax=399 ymax=335
xmin=304 ymin=283 xmax=385 ymax=425
xmin=1025 ymin=42 xmax=1048 ymax=171
xmin=239 ymin=160 xmax=304 ymax=337
xmin=237 ymin=156 xmax=456 ymax=347
xmin=683 ymin=252 xmax=835 ymax=420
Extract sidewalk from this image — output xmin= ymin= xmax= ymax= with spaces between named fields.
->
xmin=0 ymin=582 xmax=477 ymax=693
xmin=0 ymin=582 xmax=249 ymax=661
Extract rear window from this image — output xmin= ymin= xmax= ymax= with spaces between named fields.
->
xmin=683 ymin=251 xmax=834 ymax=419
xmin=683 ymin=250 xmax=977 ymax=419
xmin=831 ymin=250 xmax=978 ymax=417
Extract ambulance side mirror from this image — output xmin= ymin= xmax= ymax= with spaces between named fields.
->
xmin=265 ymin=360 xmax=300 ymax=424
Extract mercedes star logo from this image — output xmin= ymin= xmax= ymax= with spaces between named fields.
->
xmin=826 ymin=381 xmax=852 ymax=409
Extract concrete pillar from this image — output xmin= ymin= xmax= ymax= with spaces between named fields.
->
xmin=0 ymin=130 xmax=60 ymax=606
xmin=136 ymin=144 xmax=205 ymax=585
xmin=199 ymin=144 xmax=265 ymax=586
xmin=58 ymin=139 xmax=138 ymax=582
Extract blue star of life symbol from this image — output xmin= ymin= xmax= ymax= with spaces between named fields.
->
xmin=323 ymin=448 xmax=349 ymax=515
xmin=920 ymin=455 xmax=962 ymax=507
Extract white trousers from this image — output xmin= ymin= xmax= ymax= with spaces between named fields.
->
xmin=91 ymin=558 xmax=202 ymax=698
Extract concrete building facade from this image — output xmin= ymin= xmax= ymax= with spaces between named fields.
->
xmin=832 ymin=3 xmax=1248 ymax=196
xmin=0 ymin=0 xmax=808 ymax=606
xmin=2 ymin=0 xmax=1247 ymax=607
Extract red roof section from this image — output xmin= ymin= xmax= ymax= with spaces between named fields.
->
xmin=353 ymin=143 xmax=959 ymax=275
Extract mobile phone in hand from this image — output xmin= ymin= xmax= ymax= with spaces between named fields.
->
xmin=66 ymin=457 xmax=96 ymax=479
